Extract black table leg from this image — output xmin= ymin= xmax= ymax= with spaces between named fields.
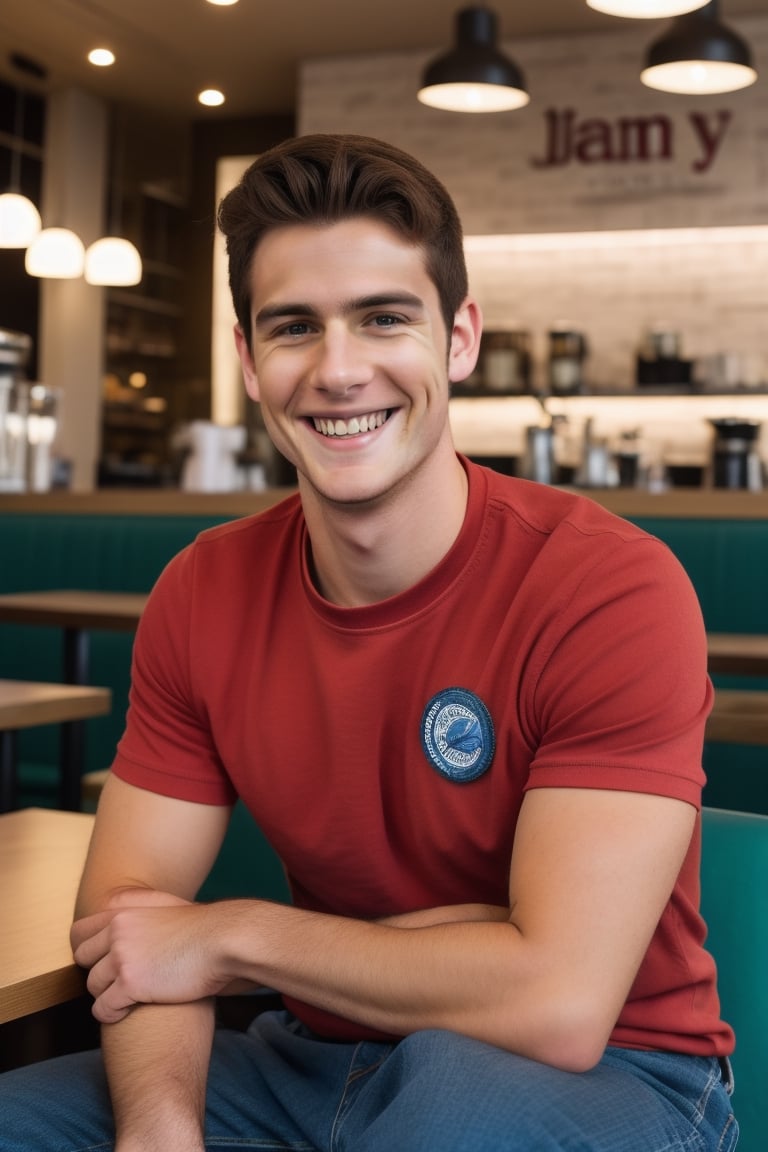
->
xmin=0 ymin=729 xmax=18 ymax=813
xmin=58 ymin=721 xmax=83 ymax=811
xmin=62 ymin=628 xmax=90 ymax=686
xmin=60 ymin=627 xmax=90 ymax=811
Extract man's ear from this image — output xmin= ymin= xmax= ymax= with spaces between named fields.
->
xmin=448 ymin=297 xmax=483 ymax=385
xmin=234 ymin=324 xmax=260 ymax=402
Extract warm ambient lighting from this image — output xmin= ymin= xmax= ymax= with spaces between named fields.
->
xmin=0 ymin=192 xmax=41 ymax=248
xmin=206 ymin=0 xmax=239 ymax=5
xmin=84 ymin=236 xmax=142 ymax=286
xmin=641 ymin=1 xmax=757 ymax=94
xmin=198 ymin=88 xmax=226 ymax=106
xmin=88 ymin=48 xmax=115 ymax=67
xmin=0 ymin=86 xmax=42 ymax=248
xmin=464 ymin=224 xmax=768 ymax=254
xmin=418 ymin=7 xmax=529 ymax=113
xmin=24 ymin=228 xmax=85 ymax=279
xmin=586 ymin=1 xmax=706 ymax=16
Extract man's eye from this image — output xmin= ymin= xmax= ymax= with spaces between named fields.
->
xmin=277 ymin=321 xmax=311 ymax=337
xmin=371 ymin=314 xmax=402 ymax=328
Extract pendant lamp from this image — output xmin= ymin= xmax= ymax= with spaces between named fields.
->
xmin=84 ymin=235 xmax=142 ymax=286
xmin=0 ymin=193 xmax=41 ymax=248
xmin=0 ymin=87 xmax=42 ymax=248
xmin=84 ymin=110 xmax=143 ymax=287
xmin=641 ymin=1 xmax=757 ymax=94
xmin=25 ymin=228 xmax=85 ymax=279
xmin=587 ymin=1 xmax=706 ymax=16
xmin=418 ymin=7 xmax=529 ymax=113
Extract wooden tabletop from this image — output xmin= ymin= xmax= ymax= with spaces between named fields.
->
xmin=0 ymin=590 xmax=147 ymax=633
xmin=707 ymin=633 xmax=768 ymax=677
xmin=706 ymin=689 xmax=768 ymax=746
xmin=0 ymin=808 xmax=94 ymax=1024
xmin=0 ymin=680 xmax=112 ymax=729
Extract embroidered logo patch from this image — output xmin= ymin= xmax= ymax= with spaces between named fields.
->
xmin=421 ymin=687 xmax=495 ymax=783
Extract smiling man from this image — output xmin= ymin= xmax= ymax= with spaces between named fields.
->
xmin=0 ymin=135 xmax=737 ymax=1152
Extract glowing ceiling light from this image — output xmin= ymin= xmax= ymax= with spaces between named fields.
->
xmin=418 ymin=7 xmax=529 ymax=114
xmin=84 ymin=236 xmax=143 ymax=286
xmin=0 ymin=192 xmax=42 ymax=248
xmin=587 ymin=1 xmax=706 ymax=16
xmin=198 ymin=88 xmax=226 ymax=107
xmin=25 ymin=228 xmax=85 ymax=279
xmin=88 ymin=48 xmax=115 ymax=67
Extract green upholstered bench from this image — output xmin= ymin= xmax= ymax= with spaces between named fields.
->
xmin=700 ymin=807 xmax=768 ymax=1152
xmin=629 ymin=517 xmax=768 ymax=816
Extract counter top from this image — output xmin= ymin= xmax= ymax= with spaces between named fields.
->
xmin=0 ymin=486 xmax=767 ymax=519
xmin=0 ymin=488 xmax=295 ymax=517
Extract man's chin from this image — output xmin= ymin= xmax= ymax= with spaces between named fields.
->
xmin=298 ymin=466 xmax=395 ymax=511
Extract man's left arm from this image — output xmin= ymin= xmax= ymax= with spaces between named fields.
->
xmin=72 ymin=784 xmax=695 ymax=1073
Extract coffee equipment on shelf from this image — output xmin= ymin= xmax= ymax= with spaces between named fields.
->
xmin=480 ymin=330 xmax=531 ymax=394
xmin=174 ymin=420 xmax=248 ymax=492
xmin=574 ymin=418 xmax=618 ymax=488
xmin=636 ymin=327 xmax=693 ymax=389
xmin=547 ymin=327 xmax=587 ymax=395
xmin=708 ymin=418 xmax=763 ymax=491
xmin=522 ymin=424 xmax=557 ymax=485
xmin=0 ymin=328 xmax=33 ymax=492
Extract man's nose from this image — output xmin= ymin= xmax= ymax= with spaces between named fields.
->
xmin=313 ymin=326 xmax=374 ymax=394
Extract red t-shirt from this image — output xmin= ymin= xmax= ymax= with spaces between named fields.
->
xmin=113 ymin=459 xmax=733 ymax=1056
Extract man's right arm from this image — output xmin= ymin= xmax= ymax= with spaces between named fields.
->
xmin=74 ymin=773 xmax=232 ymax=1152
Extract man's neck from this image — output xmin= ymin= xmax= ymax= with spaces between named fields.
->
xmin=300 ymin=449 xmax=469 ymax=608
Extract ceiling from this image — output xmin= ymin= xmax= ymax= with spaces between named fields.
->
xmin=0 ymin=0 xmax=763 ymax=122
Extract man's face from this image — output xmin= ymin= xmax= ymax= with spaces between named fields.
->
xmin=235 ymin=217 xmax=479 ymax=508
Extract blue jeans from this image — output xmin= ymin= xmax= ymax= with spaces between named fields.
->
xmin=0 ymin=1010 xmax=738 ymax=1151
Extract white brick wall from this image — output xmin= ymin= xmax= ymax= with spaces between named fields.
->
xmin=298 ymin=16 xmax=768 ymax=396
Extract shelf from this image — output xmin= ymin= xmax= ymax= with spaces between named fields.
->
xmin=108 ymin=291 xmax=182 ymax=318
xmin=452 ymin=388 xmax=768 ymax=400
xmin=449 ymin=392 xmax=768 ymax=463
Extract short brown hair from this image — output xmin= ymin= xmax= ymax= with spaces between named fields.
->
xmin=217 ymin=134 xmax=468 ymax=347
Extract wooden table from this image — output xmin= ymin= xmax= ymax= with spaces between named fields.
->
xmin=0 ymin=591 xmax=145 ymax=809
xmin=0 ymin=590 xmax=148 ymax=684
xmin=706 ymin=689 xmax=768 ymax=746
xmin=0 ymin=808 xmax=94 ymax=1024
xmin=0 ymin=680 xmax=112 ymax=812
xmin=707 ymin=633 xmax=768 ymax=677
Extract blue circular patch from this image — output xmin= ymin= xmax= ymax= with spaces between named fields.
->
xmin=421 ymin=687 xmax=495 ymax=783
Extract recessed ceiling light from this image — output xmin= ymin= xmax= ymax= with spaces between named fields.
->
xmin=88 ymin=48 xmax=115 ymax=68
xmin=198 ymin=88 xmax=226 ymax=106
xmin=206 ymin=0 xmax=239 ymax=6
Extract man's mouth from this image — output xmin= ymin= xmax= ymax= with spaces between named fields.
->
xmin=312 ymin=410 xmax=389 ymax=438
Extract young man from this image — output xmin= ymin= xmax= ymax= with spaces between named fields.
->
xmin=1 ymin=134 xmax=736 ymax=1152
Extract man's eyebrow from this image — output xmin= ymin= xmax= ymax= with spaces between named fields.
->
xmin=254 ymin=302 xmax=318 ymax=327
xmin=254 ymin=292 xmax=426 ymax=328
xmin=348 ymin=293 xmax=425 ymax=313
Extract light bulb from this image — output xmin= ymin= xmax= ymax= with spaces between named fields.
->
xmin=587 ymin=1 xmax=707 ymax=16
xmin=25 ymin=228 xmax=85 ymax=279
xmin=0 ymin=193 xmax=42 ymax=248
xmin=417 ymin=81 xmax=529 ymax=113
xmin=85 ymin=237 xmax=142 ymax=286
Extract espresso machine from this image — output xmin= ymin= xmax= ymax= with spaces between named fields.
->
xmin=709 ymin=419 xmax=763 ymax=491
xmin=0 ymin=328 xmax=32 ymax=492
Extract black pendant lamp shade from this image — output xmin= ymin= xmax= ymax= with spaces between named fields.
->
xmin=641 ymin=1 xmax=757 ymax=94
xmin=418 ymin=7 xmax=529 ymax=113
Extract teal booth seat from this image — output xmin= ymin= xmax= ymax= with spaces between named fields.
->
xmin=700 ymin=807 xmax=768 ymax=1152
xmin=629 ymin=517 xmax=768 ymax=818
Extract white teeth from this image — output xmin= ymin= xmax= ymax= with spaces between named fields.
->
xmin=313 ymin=411 xmax=388 ymax=438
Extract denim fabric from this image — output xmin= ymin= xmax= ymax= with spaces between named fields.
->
xmin=0 ymin=1011 xmax=738 ymax=1152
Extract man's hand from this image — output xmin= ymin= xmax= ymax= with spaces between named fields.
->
xmin=71 ymin=890 xmax=230 ymax=1023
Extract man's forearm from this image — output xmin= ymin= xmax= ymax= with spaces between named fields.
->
xmin=102 ymin=999 xmax=215 ymax=1152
